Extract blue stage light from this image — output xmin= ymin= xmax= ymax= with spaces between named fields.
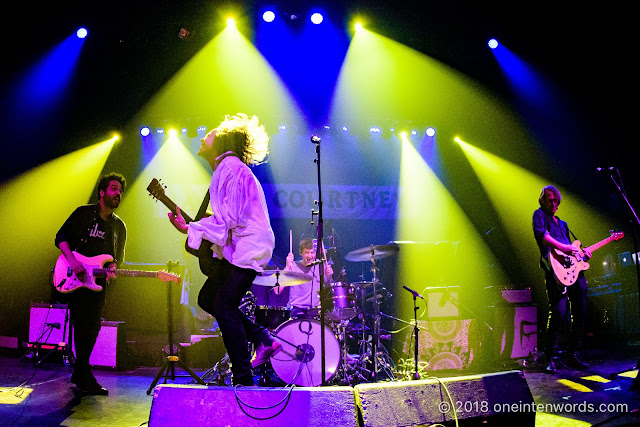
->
xmin=76 ymin=28 xmax=88 ymax=39
xmin=488 ymin=38 xmax=499 ymax=49
xmin=140 ymin=127 xmax=150 ymax=137
xmin=263 ymin=11 xmax=275 ymax=22
xmin=310 ymin=13 xmax=323 ymax=24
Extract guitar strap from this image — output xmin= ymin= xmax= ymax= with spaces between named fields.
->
xmin=195 ymin=190 xmax=211 ymax=221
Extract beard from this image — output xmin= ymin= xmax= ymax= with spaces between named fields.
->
xmin=104 ymin=195 xmax=120 ymax=209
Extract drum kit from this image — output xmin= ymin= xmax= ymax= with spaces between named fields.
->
xmin=237 ymin=243 xmax=400 ymax=387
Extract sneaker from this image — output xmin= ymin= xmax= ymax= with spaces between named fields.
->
xmin=250 ymin=340 xmax=282 ymax=368
xmin=567 ymin=354 xmax=589 ymax=370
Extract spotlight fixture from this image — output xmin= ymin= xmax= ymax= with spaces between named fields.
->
xmin=140 ymin=127 xmax=151 ymax=137
xmin=263 ymin=11 xmax=275 ymax=22
xmin=426 ymin=127 xmax=436 ymax=137
xmin=76 ymin=27 xmax=88 ymax=39
xmin=310 ymin=12 xmax=323 ymax=24
xmin=488 ymin=38 xmax=499 ymax=49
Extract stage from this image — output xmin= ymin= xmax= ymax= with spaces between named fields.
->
xmin=1 ymin=339 xmax=640 ymax=426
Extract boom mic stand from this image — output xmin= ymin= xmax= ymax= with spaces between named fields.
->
xmin=402 ymin=285 xmax=424 ymax=380
xmin=310 ymin=134 xmax=328 ymax=386
xmin=147 ymin=260 xmax=204 ymax=395
xmin=601 ymin=169 xmax=640 ymax=389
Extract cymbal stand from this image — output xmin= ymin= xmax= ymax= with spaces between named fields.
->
xmin=369 ymin=251 xmax=381 ymax=380
xmin=147 ymin=260 xmax=204 ymax=395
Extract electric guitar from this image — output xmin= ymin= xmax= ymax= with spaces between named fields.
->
xmin=53 ymin=252 xmax=181 ymax=293
xmin=147 ymin=178 xmax=216 ymax=275
xmin=549 ymin=231 xmax=624 ymax=286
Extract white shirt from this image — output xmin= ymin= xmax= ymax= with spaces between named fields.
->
xmin=187 ymin=156 xmax=275 ymax=272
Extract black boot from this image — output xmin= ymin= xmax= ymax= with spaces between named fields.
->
xmin=544 ymin=358 xmax=557 ymax=374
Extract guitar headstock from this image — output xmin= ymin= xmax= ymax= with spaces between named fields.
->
xmin=158 ymin=270 xmax=182 ymax=284
xmin=610 ymin=230 xmax=625 ymax=241
xmin=147 ymin=178 xmax=166 ymax=201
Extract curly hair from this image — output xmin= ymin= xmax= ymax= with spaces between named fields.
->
xmin=214 ymin=113 xmax=269 ymax=166
xmin=97 ymin=172 xmax=126 ymax=197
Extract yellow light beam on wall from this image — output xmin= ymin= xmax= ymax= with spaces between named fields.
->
xmin=395 ymin=135 xmax=509 ymax=319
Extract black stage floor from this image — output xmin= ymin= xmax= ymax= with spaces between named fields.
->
xmin=2 ymin=340 xmax=640 ymax=426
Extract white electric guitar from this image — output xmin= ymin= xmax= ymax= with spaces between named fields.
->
xmin=549 ymin=231 xmax=624 ymax=286
xmin=53 ymin=252 xmax=181 ymax=293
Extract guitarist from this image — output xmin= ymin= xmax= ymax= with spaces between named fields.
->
xmin=533 ymin=185 xmax=591 ymax=374
xmin=55 ymin=172 xmax=127 ymax=395
xmin=168 ymin=113 xmax=280 ymax=387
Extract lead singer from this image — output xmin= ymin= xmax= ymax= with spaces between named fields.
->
xmin=168 ymin=113 xmax=280 ymax=386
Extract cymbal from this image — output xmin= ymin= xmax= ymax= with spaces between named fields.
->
xmin=253 ymin=270 xmax=312 ymax=287
xmin=345 ymin=244 xmax=399 ymax=262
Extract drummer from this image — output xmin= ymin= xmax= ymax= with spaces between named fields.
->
xmin=276 ymin=237 xmax=334 ymax=318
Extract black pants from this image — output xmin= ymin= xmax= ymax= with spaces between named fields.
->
xmin=69 ymin=287 xmax=105 ymax=380
xmin=545 ymin=272 xmax=588 ymax=358
xmin=198 ymin=258 xmax=272 ymax=384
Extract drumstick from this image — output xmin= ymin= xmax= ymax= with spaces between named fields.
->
xmin=289 ymin=230 xmax=293 ymax=254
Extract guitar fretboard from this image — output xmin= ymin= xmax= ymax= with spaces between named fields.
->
xmin=93 ymin=269 xmax=159 ymax=278
xmin=586 ymin=234 xmax=622 ymax=253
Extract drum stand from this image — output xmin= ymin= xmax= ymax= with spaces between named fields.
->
xmin=364 ymin=256 xmax=394 ymax=381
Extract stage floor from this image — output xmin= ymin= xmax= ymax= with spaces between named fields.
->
xmin=1 ymin=341 xmax=640 ymax=426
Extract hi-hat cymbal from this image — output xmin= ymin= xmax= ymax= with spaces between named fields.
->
xmin=345 ymin=244 xmax=399 ymax=262
xmin=253 ymin=270 xmax=312 ymax=287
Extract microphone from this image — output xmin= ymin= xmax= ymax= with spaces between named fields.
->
xmin=402 ymin=285 xmax=425 ymax=300
xmin=596 ymin=166 xmax=615 ymax=173
xmin=310 ymin=135 xmax=321 ymax=144
xmin=45 ymin=322 xmax=61 ymax=329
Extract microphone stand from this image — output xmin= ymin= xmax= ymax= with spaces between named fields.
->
xmin=310 ymin=135 xmax=327 ymax=386
xmin=605 ymin=170 xmax=640 ymax=389
xmin=403 ymin=285 xmax=423 ymax=380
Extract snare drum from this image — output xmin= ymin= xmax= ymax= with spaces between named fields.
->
xmin=271 ymin=318 xmax=340 ymax=387
xmin=325 ymin=282 xmax=356 ymax=321
xmin=254 ymin=306 xmax=291 ymax=330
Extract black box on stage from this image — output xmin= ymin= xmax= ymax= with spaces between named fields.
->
xmin=73 ymin=321 xmax=127 ymax=370
xmin=28 ymin=303 xmax=71 ymax=346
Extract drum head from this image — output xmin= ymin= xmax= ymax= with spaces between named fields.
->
xmin=271 ymin=319 xmax=340 ymax=387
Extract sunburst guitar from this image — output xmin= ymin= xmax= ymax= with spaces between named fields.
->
xmin=53 ymin=252 xmax=181 ymax=293
xmin=549 ymin=231 xmax=624 ymax=286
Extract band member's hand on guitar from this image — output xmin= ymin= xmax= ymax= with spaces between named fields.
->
xmin=105 ymin=262 xmax=117 ymax=280
xmin=168 ymin=206 xmax=188 ymax=234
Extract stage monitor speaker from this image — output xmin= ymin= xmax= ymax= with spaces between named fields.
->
xmin=426 ymin=287 xmax=459 ymax=318
xmin=149 ymin=384 xmax=357 ymax=426
xmin=28 ymin=303 xmax=71 ymax=346
xmin=354 ymin=370 xmax=535 ymax=427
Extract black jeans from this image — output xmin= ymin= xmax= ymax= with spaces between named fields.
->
xmin=198 ymin=258 xmax=273 ymax=384
xmin=545 ymin=272 xmax=588 ymax=358
xmin=69 ymin=287 xmax=105 ymax=380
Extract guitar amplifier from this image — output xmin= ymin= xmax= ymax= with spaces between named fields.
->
xmin=28 ymin=303 xmax=71 ymax=346
xmin=73 ymin=321 xmax=127 ymax=369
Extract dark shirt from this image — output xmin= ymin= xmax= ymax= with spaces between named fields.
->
xmin=55 ymin=204 xmax=126 ymax=265
xmin=532 ymin=207 xmax=571 ymax=264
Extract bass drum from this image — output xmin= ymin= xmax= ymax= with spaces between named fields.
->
xmin=271 ymin=319 xmax=340 ymax=387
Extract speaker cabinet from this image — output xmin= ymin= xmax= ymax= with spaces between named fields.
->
xmin=354 ymin=370 xmax=535 ymax=426
xmin=149 ymin=384 xmax=357 ymax=426
xmin=72 ymin=321 xmax=127 ymax=369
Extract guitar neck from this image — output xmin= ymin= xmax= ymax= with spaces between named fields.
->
xmin=157 ymin=194 xmax=193 ymax=223
xmin=586 ymin=236 xmax=617 ymax=253
xmin=94 ymin=269 xmax=159 ymax=279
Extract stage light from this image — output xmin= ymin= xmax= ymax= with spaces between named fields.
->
xmin=181 ymin=128 xmax=188 ymax=134
xmin=488 ymin=38 xmax=499 ymax=49
xmin=263 ymin=11 xmax=275 ymax=22
xmin=426 ymin=127 xmax=436 ymax=137
xmin=226 ymin=17 xmax=236 ymax=28
xmin=355 ymin=22 xmax=363 ymax=32
xmin=140 ymin=127 xmax=150 ymax=137
xmin=168 ymin=128 xmax=178 ymax=137
xmin=156 ymin=129 xmax=165 ymax=135
xmin=370 ymin=127 xmax=381 ymax=133
xmin=342 ymin=126 xmax=349 ymax=132
xmin=310 ymin=13 xmax=323 ymax=24
xmin=76 ymin=28 xmax=88 ymax=39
